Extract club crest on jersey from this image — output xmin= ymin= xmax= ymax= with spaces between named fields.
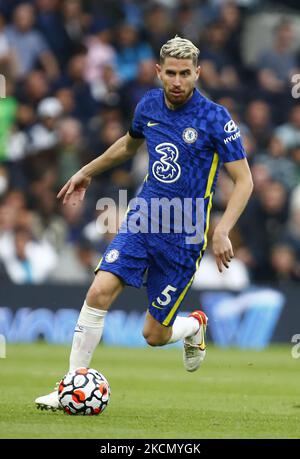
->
xmin=105 ymin=249 xmax=119 ymax=263
xmin=182 ymin=127 xmax=198 ymax=144
xmin=152 ymin=142 xmax=181 ymax=183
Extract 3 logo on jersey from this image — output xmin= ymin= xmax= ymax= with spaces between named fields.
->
xmin=152 ymin=142 xmax=181 ymax=183
xmin=152 ymin=128 xmax=197 ymax=183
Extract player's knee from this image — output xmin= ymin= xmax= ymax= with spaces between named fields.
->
xmin=143 ymin=330 xmax=168 ymax=347
xmin=86 ymin=283 xmax=112 ymax=310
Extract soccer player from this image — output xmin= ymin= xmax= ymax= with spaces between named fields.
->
xmin=35 ymin=37 xmax=253 ymax=410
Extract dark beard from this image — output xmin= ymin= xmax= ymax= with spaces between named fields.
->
xmin=164 ymin=88 xmax=194 ymax=108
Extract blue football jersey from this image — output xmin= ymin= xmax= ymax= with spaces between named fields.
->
xmin=127 ymin=88 xmax=246 ymax=252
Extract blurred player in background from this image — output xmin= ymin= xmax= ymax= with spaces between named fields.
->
xmin=35 ymin=36 xmax=253 ymax=410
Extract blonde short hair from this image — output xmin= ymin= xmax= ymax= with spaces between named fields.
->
xmin=160 ymin=36 xmax=200 ymax=65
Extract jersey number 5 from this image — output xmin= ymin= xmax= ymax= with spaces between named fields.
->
xmin=156 ymin=285 xmax=177 ymax=306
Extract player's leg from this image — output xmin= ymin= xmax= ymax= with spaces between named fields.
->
xmin=73 ymin=229 xmax=147 ymax=368
xmin=171 ymin=310 xmax=208 ymax=372
xmin=143 ymin=310 xmax=206 ymax=348
xmin=35 ymin=230 xmax=148 ymax=410
xmin=69 ymin=270 xmax=124 ymax=371
xmin=143 ymin=299 xmax=206 ymax=344
xmin=35 ymin=271 xmax=124 ymax=410
xmin=145 ymin=242 xmax=207 ymax=371
xmin=143 ymin=311 xmax=172 ymax=346
xmin=145 ymin=296 xmax=207 ymax=373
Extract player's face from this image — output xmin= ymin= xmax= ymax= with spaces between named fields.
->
xmin=156 ymin=57 xmax=200 ymax=108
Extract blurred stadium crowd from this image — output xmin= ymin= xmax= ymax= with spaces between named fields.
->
xmin=0 ymin=0 xmax=300 ymax=287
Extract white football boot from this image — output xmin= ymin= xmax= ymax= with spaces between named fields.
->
xmin=35 ymin=383 xmax=62 ymax=411
xmin=183 ymin=310 xmax=208 ymax=372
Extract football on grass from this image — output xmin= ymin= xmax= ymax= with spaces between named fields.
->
xmin=58 ymin=367 xmax=110 ymax=415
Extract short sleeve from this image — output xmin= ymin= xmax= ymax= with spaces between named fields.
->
xmin=128 ymin=100 xmax=145 ymax=139
xmin=211 ymin=106 xmax=246 ymax=164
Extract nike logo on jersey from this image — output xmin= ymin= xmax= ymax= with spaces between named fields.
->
xmin=147 ymin=121 xmax=159 ymax=127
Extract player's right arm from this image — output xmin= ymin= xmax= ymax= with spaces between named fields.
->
xmin=57 ymin=133 xmax=144 ymax=204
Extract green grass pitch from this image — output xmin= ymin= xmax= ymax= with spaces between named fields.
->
xmin=0 ymin=343 xmax=299 ymax=439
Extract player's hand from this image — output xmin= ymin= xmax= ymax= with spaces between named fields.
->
xmin=212 ymin=229 xmax=234 ymax=273
xmin=57 ymin=170 xmax=92 ymax=205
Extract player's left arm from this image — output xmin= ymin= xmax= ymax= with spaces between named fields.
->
xmin=212 ymin=158 xmax=253 ymax=273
